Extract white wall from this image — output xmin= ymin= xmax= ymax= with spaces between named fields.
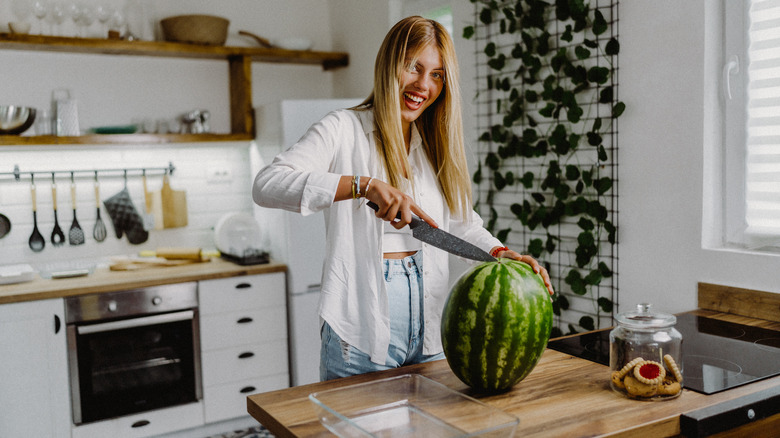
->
xmin=617 ymin=0 xmax=780 ymax=314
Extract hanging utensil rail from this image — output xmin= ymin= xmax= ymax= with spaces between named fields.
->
xmin=2 ymin=162 xmax=176 ymax=182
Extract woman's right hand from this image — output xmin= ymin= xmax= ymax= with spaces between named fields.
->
xmin=365 ymin=179 xmax=439 ymax=229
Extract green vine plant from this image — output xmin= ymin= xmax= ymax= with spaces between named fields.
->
xmin=464 ymin=0 xmax=624 ymax=337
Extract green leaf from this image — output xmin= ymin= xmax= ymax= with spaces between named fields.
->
xmin=593 ymin=177 xmax=613 ymax=195
xmin=592 ymin=10 xmax=608 ymax=35
xmin=545 ymin=234 xmax=558 ymax=253
xmin=485 ymin=152 xmax=500 ymax=170
xmin=575 ymin=45 xmax=590 ymax=60
xmin=479 ymin=7 xmax=493 ymax=25
xmin=565 ymin=165 xmax=580 ymax=181
xmin=521 ymin=171 xmax=535 ymax=188
xmin=473 ymin=162 xmax=482 ymax=184
xmin=584 ymin=269 xmax=602 ymax=285
xmin=485 ymin=42 xmax=497 ymax=57
xmin=587 ymin=132 xmax=602 ymax=146
xmin=510 ymin=202 xmax=525 ymax=219
xmin=512 ymin=43 xmax=524 ymax=59
xmin=587 ymin=66 xmax=610 ymax=84
xmin=598 ymin=145 xmax=608 ymax=161
xmin=496 ymin=228 xmax=511 ymax=242
xmin=494 ymin=171 xmax=507 ymax=190
xmin=557 ymin=293 xmax=570 ymax=310
xmin=579 ymin=316 xmax=595 ymax=331
xmin=577 ymin=217 xmax=594 ymax=231
xmin=592 ymin=117 xmax=602 ymax=132
xmin=528 ymin=238 xmax=544 ymax=257
xmin=488 ymin=53 xmax=506 ymax=70
xmin=605 ymin=37 xmax=620 ymax=55
xmin=612 ymin=101 xmax=626 ymax=118
xmin=565 ymin=269 xmax=587 ymax=295
xmin=532 ymin=192 xmax=546 ymax=203
xmin=598 ymin=262 xmax=613 ymax=277
xmin=597 ymin=297 xmax=614 ymax=313
xmin=463 ymin=25 xmax=475 ymax=40
xmin=599 ymin=86 xmax=614 ymax=104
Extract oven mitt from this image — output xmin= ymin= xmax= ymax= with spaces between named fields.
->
xmin=103 ymin=187 xmax=149 ymax=244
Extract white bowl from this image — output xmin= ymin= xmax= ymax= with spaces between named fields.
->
xmin=8 ymin=21 xmax=31 ymax=34
xmin=274 ymin=37 xmax=313 ymax=51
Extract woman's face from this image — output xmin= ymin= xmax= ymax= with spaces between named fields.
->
xmin=400 ymin=43 xmax=445 ymax=128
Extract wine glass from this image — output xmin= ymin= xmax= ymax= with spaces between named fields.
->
xmin=95 ymin=3 xmax=114 ymax=37
xmin=76 ymin=2 xmax=95 ymax=37
xmin=46 ymin=2 xmax=66 ymax=36
xmin=32 ymin=0 xmax=49 ymax=35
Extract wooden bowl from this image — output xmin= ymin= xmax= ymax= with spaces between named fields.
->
xmin=160 ymin=15 xmax=230 ymax=46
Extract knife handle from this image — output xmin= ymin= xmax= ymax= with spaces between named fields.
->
xmin=366 ymin=200 xmax=406 ymax=221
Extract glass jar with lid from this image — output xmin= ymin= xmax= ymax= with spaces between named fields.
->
xmin=609 ymin=303 xmax=683 ymax=400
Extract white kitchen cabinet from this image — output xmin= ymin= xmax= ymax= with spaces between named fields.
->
xmin=0 ymin=298 xmax=70 ymax=438
xmin=198 ymin=272 xmax=289 ymax=423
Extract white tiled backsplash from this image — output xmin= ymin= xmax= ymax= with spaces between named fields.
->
xmin=0 ymin=142 xmax=263 ymax=269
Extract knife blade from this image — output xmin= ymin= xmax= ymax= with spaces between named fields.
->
xmin=366 ymin=201 xmax=496 ymax=262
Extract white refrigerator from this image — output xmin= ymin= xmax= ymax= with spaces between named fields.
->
xmin=280 ymin=99 xmax=362 ymax=386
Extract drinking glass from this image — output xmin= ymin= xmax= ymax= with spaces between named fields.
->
xmin=77 ymin=2 xmax=95 ymax=37
xmin=33 ymin=0 xmax=49 ymax=35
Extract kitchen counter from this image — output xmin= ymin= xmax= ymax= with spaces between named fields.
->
xmin=246 ymin=309 xmax=780 ymax=437
xmin=0 ymin=258 xmax=287 ymax=304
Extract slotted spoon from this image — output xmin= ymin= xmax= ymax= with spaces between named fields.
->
xmin=50 ymin=174 xmax=65 ymax=246
xmin=93 ymin=173 xmax=107 ymax=242
xmin=68 ymin=173 xmax=84 ymax=245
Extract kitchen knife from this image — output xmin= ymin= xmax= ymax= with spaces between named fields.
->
xmin=366 ymin=201 xmax=496 ymax=262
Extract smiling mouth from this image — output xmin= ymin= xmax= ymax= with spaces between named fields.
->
xmin=403 ymin=92 xmax=425 ymax=109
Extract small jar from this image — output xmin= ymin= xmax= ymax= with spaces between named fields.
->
xmin=609 ymin=303 xmax=683 ymax=400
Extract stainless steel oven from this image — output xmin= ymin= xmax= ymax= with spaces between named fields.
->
xmin=65 ymin=282 xmax=202 ymax=425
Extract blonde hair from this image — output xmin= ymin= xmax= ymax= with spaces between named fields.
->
xmin=359 ymin=16 xmax=472 ymax=220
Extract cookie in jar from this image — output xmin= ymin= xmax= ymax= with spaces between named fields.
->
xmin=609 ymin=303 xmax=683 ymax=400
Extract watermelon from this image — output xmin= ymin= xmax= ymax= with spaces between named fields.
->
xmin=441 ymin=259 xmax=553 ymax=393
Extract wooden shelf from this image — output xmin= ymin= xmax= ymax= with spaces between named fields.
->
xmin=0 ymin=132 xmax=254 ymax=146
xmin=0 ymin=33 xmax=349 ymax=146
xmin=0 ymin=33 xmax=349 ymax=69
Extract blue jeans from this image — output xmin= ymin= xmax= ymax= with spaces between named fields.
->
xmin=320 ymin=251 xmax=445 ymax=381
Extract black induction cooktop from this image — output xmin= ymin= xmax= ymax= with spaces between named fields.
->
xmin=547 ymin=313 xmax=780 ymax=394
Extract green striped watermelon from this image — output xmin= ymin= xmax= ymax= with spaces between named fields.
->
xmin=441 ymin=260 xmax=553 ymax=393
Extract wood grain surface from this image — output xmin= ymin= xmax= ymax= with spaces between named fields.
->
xmin=247 ymin=309 xmax=780 ymax=438
xmin=0 ymin=258 xmax=286 ymax=304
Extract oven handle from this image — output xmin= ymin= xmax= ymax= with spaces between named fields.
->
xmin=76 ymin=310 xmax=195 ymax=334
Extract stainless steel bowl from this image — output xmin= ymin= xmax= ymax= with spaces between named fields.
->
xmin=0 ymin=106 xmax=37 ymax=135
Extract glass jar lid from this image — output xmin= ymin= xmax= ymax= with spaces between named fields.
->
xmin=615 ymin=303 xmax=676 ymax=329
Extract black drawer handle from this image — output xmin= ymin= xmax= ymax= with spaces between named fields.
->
xmin=238 ymin=351 xmax=255 ymax=359
xmin=235 ymin=282 xmax=252 ymax=289
xmin=240 ymin=386 xmax=256 ymax=394
xmin=131 ymin=420 xmax=150 ymax=428
xmin=237 ymin=317 xmax=253 ymax=324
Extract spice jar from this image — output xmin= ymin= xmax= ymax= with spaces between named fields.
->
xmin=609 ymin=303 xmax=683 ymax=400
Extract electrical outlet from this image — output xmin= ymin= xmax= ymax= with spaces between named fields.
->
xmin=207 ymin=166 xmax=232 ymax=183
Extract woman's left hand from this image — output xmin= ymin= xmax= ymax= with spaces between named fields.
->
xmin=492 ymin=248 xmax=555 ymax=297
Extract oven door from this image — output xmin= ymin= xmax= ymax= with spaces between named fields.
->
xmin=67 ymin=309 xmax=202 ymax=425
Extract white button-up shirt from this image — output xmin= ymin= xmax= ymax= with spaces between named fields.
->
xmin=253 ymin=108 xmax=501 ymax=365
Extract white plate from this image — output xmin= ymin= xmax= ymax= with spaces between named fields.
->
xmin=214 ymin=212 xmax=263 ymax=255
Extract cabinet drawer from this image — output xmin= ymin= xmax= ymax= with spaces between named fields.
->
xmin=71 ymin=401 xmax=203 ymax=438
xmin=203 ymin=374 xmax=289 ymax=424
xmin=199 ymin=273 xmax=286 ymax=315
xmin=200 ymin=306 xmax=287 ymax=350
xmin=202 ymin=339 xmax=289 ymax=387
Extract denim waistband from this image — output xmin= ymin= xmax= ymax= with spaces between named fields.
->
xmin=383 ymin=251 xmax=422 ymax=279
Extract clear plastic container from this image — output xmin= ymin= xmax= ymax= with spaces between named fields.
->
xmin=309 ymin=374 xmax=519 ymax=437
xmin=609 ymin=303 xmax=683 ymax=400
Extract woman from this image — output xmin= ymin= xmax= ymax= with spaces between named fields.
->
xmin=253 ymin=16 xmax=553 ymax=381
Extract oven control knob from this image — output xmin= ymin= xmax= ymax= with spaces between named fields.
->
xmin=152 ymin=296 xmax=162 ymax=306
xmin=107 ymin=301 xmax=117 ymax=312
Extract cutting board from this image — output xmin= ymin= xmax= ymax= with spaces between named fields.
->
xmin=156 ymin=174 xmax=188 ymax=229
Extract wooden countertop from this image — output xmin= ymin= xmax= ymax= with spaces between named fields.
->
xmin=0 ymin=258 xmax=287 ymax=304
xmin=246 ymin=309 xmax=780 ymax=437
